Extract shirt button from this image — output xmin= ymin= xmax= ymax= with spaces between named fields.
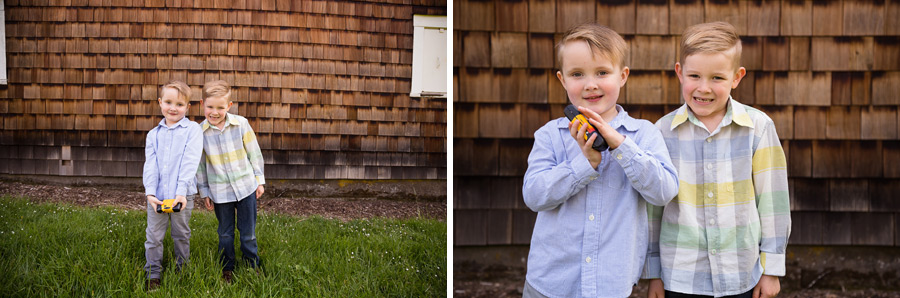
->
xmin=709 ymin=219 xmax=716 ymax=225
xmin=586 ymin=257 xmax=592 ymax=263
xmin=707 ymin=192 xmax=713 ymax=198
xmin=706 ymin=138 xmax=712 ymax=143
xmin=616 ymin=154 xmax=622 ymax=160
xmin=707 ymin=164 xmax=713 ymax=170
xmin=710 ymin=249 xmax=717 ymax=255
xmin=589 ymin=214 xmax=595 ymax=221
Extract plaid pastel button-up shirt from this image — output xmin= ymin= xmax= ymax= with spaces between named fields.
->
xmin=646 ymin=98 xmax=791 ymax=297
xmin=197 ymin=113 xmax=266 ymax=203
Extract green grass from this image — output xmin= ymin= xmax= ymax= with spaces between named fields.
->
xmin=0 ymin=196 xmax=446 ymax=297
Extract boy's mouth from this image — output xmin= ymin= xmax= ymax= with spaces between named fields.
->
xmin=693 ymin=96 xmax=714 ymax=103
xmin=583 ymin=94 xmax=603 ymax=102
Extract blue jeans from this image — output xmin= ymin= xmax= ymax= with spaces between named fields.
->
xmin=213 ymin=192 xmax=261 ymax=272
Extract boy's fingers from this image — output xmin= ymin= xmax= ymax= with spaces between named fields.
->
xmin=752 ymin=286 xmax=761 ymax=298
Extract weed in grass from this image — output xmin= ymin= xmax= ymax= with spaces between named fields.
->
xmin=0 ymin=196 xmax=446 ymax=297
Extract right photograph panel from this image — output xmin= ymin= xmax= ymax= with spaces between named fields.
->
xmin=453 ymin=0 xmax=900 ymax=297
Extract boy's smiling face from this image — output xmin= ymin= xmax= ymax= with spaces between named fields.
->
xmin=556 ymin=40 xmax=629 ymax=122
xmin=676 ymin=48 xmax=746 ymax=129
xmin=203 ymin=95 xmax=233 ymax=129
xmin=158 ymin=87 xmax=189 ymax=127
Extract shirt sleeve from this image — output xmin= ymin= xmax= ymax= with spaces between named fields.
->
xmin=175 ymin=124 xmax=204 ymax=197
xmin=752 ymin=121 xmax=791 ymax=276
xmin=642 ymin=203 xmax=664 ymax=279
xmin=242 ymin=119 xmax=266 ymax=185
xmin=609 ymin=126 xmax=679 ymax=207
xmin=143 ymin=128 xmax=158 ymax=197
xmin=522 ymin=123 xmax=600 ymax=212
xmin=196 ymin=149 xmax=210 ymax=199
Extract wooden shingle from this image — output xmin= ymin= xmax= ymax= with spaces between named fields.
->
xmin=793 ymin=106 xmax=826 ymax=139
xmin=635 ymin=0 xmax=668 ymax=35
xmin=781 ymin=1 xmax=813 ymax=36
xmin=631 ymin=36 xmax=675 ymax=71
xmin=528 ymin=33 xmax=554 ymax=69
xmin=811 ymin=0 xmax=842 ymax=36
xmin=851 ymin=213 xmax=893 ymax=246
xmin=850 ymin=141 xmax=882 ymax=178
xmin=791 ymin=178 xmax=829 ymax=211
xmin=861 ymin=106 xmax=898 ymax=140
xmin=463 ymin=31 xmax=490 ymax=68
xmin=457 ymin=0 xmax=494 ymax=31
xmin=479 ymin=103 xmax=520 ymax=138
xmin=491 ymin=32 xmax=528 ymax=68
xmin=763 ymin=37 xmax=789 ymax=71
xmin=747 ymin=0 xmax=780 ymax=36
xmin=825 ymin=106 xmax=860 ymax=140
xmin=843 ymin=0 xmax=885 ymax=36
xmin=812 ymin=141 xmax=851 ymax=178
xmin=528 ymin=0 xmax=556 ymax=33
xmin=596 ymin=0 xmax=634 ymax=35
xmin=872 ymin=71 xmax=900 ymax=106
xmin=495 ymin=0 xmax=527 ymax=32
xmin=871 ymin=178 xmax=900 ymax=211
xmin=704 ymin=0 xmax=746 ymax=35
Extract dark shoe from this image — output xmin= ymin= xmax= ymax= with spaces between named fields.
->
xmin=146 ymin=278 xmax=161 ymax=291
xmin=222 ymin=270 xmax=233 ymax=284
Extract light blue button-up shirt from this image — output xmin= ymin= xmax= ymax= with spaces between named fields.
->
xmin=143 ymin=117 xmax=203 ymax=200
xmin=523 ymin=106 xmax=679 ymax=298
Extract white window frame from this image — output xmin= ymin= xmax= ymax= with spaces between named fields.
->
xmin=409 ymin=15 xmax=447 ymax=98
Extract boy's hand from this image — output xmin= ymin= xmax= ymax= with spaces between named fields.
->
xmin=256 ymin=185 xmax=265 ymax=199
xmin=648 ymin=279 xmax=664 ymax=298
xmin=753 ymin=275 xmax=780 ymax=298
xmin=569 ymin=119 xmax=602 ymax=169
xmin=204 ymin=197 xmax=213 ymax=211
xmin=577 ymin=106 xmax=626 ymax=150
xmin=146 ymin=195 xmax=163 ymax=210
xmin=174 ymin=195 xmax=187 ymax=209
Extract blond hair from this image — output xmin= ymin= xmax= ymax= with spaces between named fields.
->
xmin=556 ymin=23 xmax=628 ymax=69
xmin=160 ymin=80 xmax=192 ymax=103
xmin=681 ymin=21 xmax=742 ymax=70
xmin=202 ymin=80 xmax=232 ymax=100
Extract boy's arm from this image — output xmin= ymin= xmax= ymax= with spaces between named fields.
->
xmin=242 ymin=119 xmax=266 ymax=185
xmin=610 ymin=125 xmax=679 ymax=207
xmin=641 ymin=204 xmax=664 ymax=280
xmin=196 ymin=148 xmax=210 ymax=199
xmin=752 ymin=121 xmax=791 ymax=277
xmin=523 ymin=124 xmax=599 ymax=212
xmin=142 ymin=129 xmax=159 ymax=197
xmin=175 ymin=125 xmax=204 ymax=197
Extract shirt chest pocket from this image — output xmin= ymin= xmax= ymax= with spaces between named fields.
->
xmin=600 ymin=158 xmax=629 ymax=190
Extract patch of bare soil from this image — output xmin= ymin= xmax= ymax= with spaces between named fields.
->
xmin=452 ymin=261 xmax=900 ymax=298
xmin=0 ymin=180 xmax=445 ymax=221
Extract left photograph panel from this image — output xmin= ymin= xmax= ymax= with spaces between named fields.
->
xmin=0 ymin=1 xmax=448 ymax=296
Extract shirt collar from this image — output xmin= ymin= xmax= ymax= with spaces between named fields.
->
xmin=669 ymin=97 xmax=754 ymax=131
xmin=201 ymin=113 xmax=239 ymax=131
xmin=556 ymin=105 xmax=641 ymax=131
xmin=158 ymin=117 xmax=191 ymax=129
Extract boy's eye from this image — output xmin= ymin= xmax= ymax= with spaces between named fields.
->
xmin=688 ymin=74 xmax=700 ymax=78
xmin=713 ymin=76 xmax=725 ymax=80
xmin=598 ymin=71 xmax=608 ymax=76
xmin=571 ymin=72 xmax=582 ymax=77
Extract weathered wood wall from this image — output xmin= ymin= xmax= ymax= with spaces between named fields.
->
xmin=0 ymin=0 xmax=448 ymax=185
xmin=454 ymin=0 xmax=900 ymax=246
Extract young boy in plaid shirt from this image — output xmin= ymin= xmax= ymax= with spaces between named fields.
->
xmin=196 ymin=80 xmax=266 ymax=283
xmin=646 ymin=22 xmax=791 ymax=298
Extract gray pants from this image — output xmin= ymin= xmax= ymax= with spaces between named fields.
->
xmin=144 ymin=196 xmax=194 ymax=279
xmin=523 ymin=281 xmax=550 ymax=298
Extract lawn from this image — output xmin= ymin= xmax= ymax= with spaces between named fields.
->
xmin=0 ymin=196 xmax=446 ymax=297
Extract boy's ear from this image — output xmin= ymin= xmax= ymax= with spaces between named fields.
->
xmin=619 ymin=66 xmax=630 ymax=87
xmin=674 ymin=62 xmax=684 ymax=83
xmin=227 ymin=101 xmax=234 ymax=110
xmin=731 ymin=67 xmax=747 ymax=89
xmin=556 ymin=71 xmax=565 ymax=88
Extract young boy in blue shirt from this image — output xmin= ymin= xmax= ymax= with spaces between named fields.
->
xmin=522 ymin=23 xmax=679 ymax=298
xmin=142 ymin=80 xmax=203 ymax=291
